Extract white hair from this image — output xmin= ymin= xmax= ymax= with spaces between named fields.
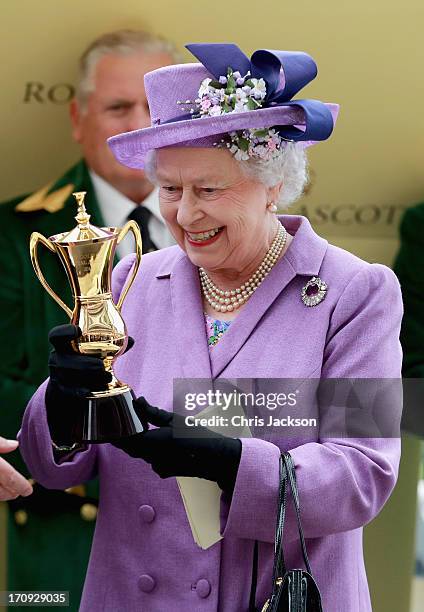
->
xmin=75 ymin=30 xmax=179 ymax=111
xmin=237 ymin=142 xmax=308 ymax=208
xmin=145 ymin=142 xmax=308 ymax=209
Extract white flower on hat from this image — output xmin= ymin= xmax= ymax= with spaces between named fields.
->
xmin=233 ymin=100 xmax=247 ymax=113
xmin=251 ymin=144 xmax=268 ymax=157
xmin=198 ymin=78 xmax=212 ymax=97
xmin=230 ymin=143 xmax=250 ymax=161
xmin=250 ymin=78 xmax=267 ymax=100
xmin=236 ymin=89 xmax=248 ymax=101
xmin=208 ymin=104 xmax=222 ymax=116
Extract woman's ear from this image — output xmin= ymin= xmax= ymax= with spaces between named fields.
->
xmin=266 ymin=181 xmax=284 ymax=209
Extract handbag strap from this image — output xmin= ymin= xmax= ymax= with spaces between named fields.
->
xmin=272 ymin=452 xmax=312 ymax=587
xmin=281 ymin=452 xmax=312 ymax=574
xmin=250 ymin=451 xmax=313 ymax=607
xmin=272 ymin=455 xmax=289 ymax=581
xmin=249 ymin=540 xmax=259 ymax=612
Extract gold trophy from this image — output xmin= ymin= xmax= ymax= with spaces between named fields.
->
xmin=29 ymin=191 xmax=145 ymax=442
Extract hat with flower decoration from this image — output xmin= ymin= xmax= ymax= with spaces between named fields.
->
xmin=108 ymin=43 xmax=339 ymax=168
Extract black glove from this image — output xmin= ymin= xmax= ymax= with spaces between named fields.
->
xmin=46 ymin=324 xmax=132 ymax=446
xmin=113 ymin=397 xmax=242 ymax=492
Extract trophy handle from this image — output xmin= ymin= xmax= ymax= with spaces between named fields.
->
xmin=29 ymin=232 xmax=73 ymax=319
xmin=116 ymin=220 xmax=142 ymax=312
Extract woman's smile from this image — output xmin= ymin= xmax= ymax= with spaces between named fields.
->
xmin=185 ymin=226 xmax=225 ymax=246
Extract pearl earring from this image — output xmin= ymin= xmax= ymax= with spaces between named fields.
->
xmin=267 ymin=202 xmax=278 ymax=213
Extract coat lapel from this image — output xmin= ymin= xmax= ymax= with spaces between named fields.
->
xmin=167 ymin=253 xmax=213 ymax=379
xmin=208 ymin=256 xmax=297 ymax=378
xmin=15 ymin=159 xmax=105 ymax=238
xmin=209 ymin=215 xmax=328 ymax=378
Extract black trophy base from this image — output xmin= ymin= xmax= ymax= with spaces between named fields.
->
xmin=80 ymin=387 xmax=146 ymax=443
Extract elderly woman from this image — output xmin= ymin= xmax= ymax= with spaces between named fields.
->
xmin=19 ymin=43 xmax=402 ymax=611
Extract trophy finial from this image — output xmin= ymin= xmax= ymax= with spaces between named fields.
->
xmin=73 ymin=191 xmax=91 ymax=228
xmin=54 ymin=190 xmax=115 ymax=243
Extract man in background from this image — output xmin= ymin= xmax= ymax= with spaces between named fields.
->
xmin=394 ymin=202 xmax=424 ymax=435
xmin=0 ymin=29 xmax=176 ymax=608
xmin=393 ymin=199 xmax=424 ymax=602
xmin=394 ymin=203 xmax=424 ymax=379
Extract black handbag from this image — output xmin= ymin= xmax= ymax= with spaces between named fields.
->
xmin=253 ymin=452 xmax=324 ymax=612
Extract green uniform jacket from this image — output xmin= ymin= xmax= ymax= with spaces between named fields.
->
xmin=393 ymin=202 xmax=424 ymax=378
xmin=0 ymin=160 xmax=103 ymax=611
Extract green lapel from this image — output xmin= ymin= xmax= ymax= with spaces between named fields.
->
xmin=23 ymin=159 xmax=105 ymax=236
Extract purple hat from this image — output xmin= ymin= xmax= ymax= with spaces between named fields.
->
xmin=108 ymin=43 xmax=339 ymax=169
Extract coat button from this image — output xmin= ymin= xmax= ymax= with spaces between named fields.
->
xmin=138 ymin=504 xmax=156 ymax=523
xmin=196 ymin=579 xmax=211 ymax=598
xmin=138 ymin=574 xmax=156 ymax=593
xmin=14 ymin=510 xmax=28 ymax=526
xmin=80 ymin=503 xmax=98 ymax=522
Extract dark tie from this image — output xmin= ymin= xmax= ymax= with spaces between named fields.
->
xmin=127 ymin=205 xmax=158 ymax=254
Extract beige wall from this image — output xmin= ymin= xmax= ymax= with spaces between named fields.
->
xmin=2 ymin=1 xmax=424 ymax=234
xmin=3 ymin=1 xmax=424 ymax=266
xmin=2 ymin=1 xmax=423 ymax=610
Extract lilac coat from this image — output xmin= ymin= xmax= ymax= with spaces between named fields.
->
xmin=19 ymin=216 xmax=403 ymax=612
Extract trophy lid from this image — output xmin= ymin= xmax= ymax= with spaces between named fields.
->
xmin=54 ymin=192 xmax=116 ymax=243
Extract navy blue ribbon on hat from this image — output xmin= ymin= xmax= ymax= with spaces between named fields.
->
xmin=183 ymin=43 xmax=334 ymax=142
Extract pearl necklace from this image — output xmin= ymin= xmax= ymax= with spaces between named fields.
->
xmin=199 ymin=224 xmax=287 ymax=313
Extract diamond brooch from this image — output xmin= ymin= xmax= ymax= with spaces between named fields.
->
xmin=301 ymin=276 xmax=328 ymax=307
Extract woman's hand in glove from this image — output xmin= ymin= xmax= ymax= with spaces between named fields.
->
xmin=47 ymin=324 xmax=113 ymax=398
xmin=46 ymin=324 xmax=134 ymax=446
xmin=113 ymin=396 xmax=242 ymax=493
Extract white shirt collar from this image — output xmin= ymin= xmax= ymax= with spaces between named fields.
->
xmin=89 ymin=169 xmax=134 ymax=229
